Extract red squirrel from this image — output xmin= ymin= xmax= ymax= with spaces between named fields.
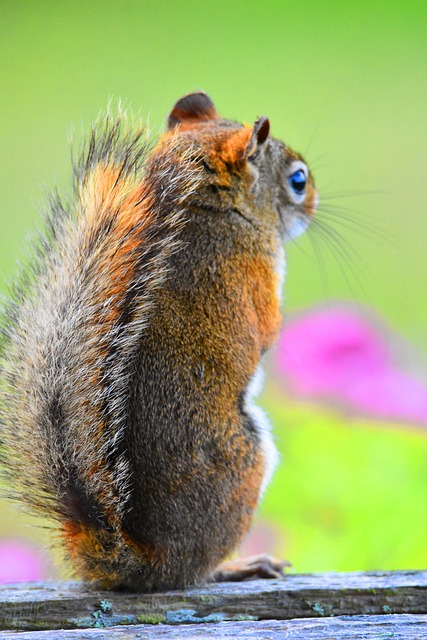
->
xmin=0 ymin=92 xmax=317 ymax=591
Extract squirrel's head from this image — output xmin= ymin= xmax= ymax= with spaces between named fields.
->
xmin=165 ymin=92 xmax=318 ymax=243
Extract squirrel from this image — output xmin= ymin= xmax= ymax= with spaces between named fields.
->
xmin=0 ymin=92 xmax=317 ymax=591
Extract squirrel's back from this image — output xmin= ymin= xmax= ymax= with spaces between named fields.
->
xmin=0 ymin=93 xmax=317 ymax=591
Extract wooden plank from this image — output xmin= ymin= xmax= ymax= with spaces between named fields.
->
xmin=0 ymin=615 xmax=427 ymax=639
xmin=0 ymin=571 xmax=426 ymax=632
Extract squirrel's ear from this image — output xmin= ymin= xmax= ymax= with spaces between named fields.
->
xmin=168 ymin=92 xmax=218 ymax=130
xmin=246 ymin=116 xmax=270 ymax=161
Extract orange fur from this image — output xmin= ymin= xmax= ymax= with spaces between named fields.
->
xmin=0 ymin=93 xmax=317 ymax=591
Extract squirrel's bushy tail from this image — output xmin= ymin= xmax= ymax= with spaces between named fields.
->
xmin=0 ymin=111 xmax=199 ymax=581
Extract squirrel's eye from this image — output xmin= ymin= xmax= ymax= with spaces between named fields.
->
xmin=288 ymin=169 xmax=307 ymax=195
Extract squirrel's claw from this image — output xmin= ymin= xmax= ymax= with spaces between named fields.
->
xmin=213 ymin=553 xmax=291 ymax=582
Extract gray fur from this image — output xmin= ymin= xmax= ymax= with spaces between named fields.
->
xmin=0 ymin=112 xmax=201 ymax=529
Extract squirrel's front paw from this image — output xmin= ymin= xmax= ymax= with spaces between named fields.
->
xmin=212 ymin=553 xmax=290 ymax=582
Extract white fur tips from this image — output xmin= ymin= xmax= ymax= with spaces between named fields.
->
xmin=244 ymin=366 xmax=279 ymax=500
xmin=286 ymin=216 xmax=310 ymax=241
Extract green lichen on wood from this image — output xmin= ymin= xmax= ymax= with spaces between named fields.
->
xmin=0 ymin=571 xmax=425 ymax=632
xmin=136 ymin=613 xmax=165 ymax=625
xmin=312 ymin=602 xmax=326 ymax=616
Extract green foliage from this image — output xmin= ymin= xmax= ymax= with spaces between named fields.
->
xmin=258 ymin=387 xmax=427 ymax=572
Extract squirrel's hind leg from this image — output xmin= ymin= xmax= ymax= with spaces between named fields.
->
xmin=212 ymin=553 xmax=290 ymax=582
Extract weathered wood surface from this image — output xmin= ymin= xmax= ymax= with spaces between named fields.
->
xmin=0 ymin=571 xmax=426 ymax=633
xmin=1 ymin=615 xmax=427 ymax=639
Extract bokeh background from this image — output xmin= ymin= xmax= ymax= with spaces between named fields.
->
xmin=0 ymin=0 xmax=426 ymax=581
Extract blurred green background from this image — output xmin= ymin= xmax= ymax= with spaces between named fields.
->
xmin=0 ymin=0 xmax=426 ymax=579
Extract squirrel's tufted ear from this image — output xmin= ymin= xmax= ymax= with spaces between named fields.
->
xmin=168 ymin=92 xmax=218 ymax=130
xmin=246 ymin=116 xmax=270 ymax=161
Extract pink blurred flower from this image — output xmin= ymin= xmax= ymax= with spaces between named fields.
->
xmin=274 ymin=304 xmax=427 ymax=425
xmin=0 ymin=541 xmax=44 ymax=583
xmin=238 ymin=523 xmax=281 ymax=558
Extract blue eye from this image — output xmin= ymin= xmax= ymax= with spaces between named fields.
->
xmin=289 ymin=169 xmax=307 ymax=194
